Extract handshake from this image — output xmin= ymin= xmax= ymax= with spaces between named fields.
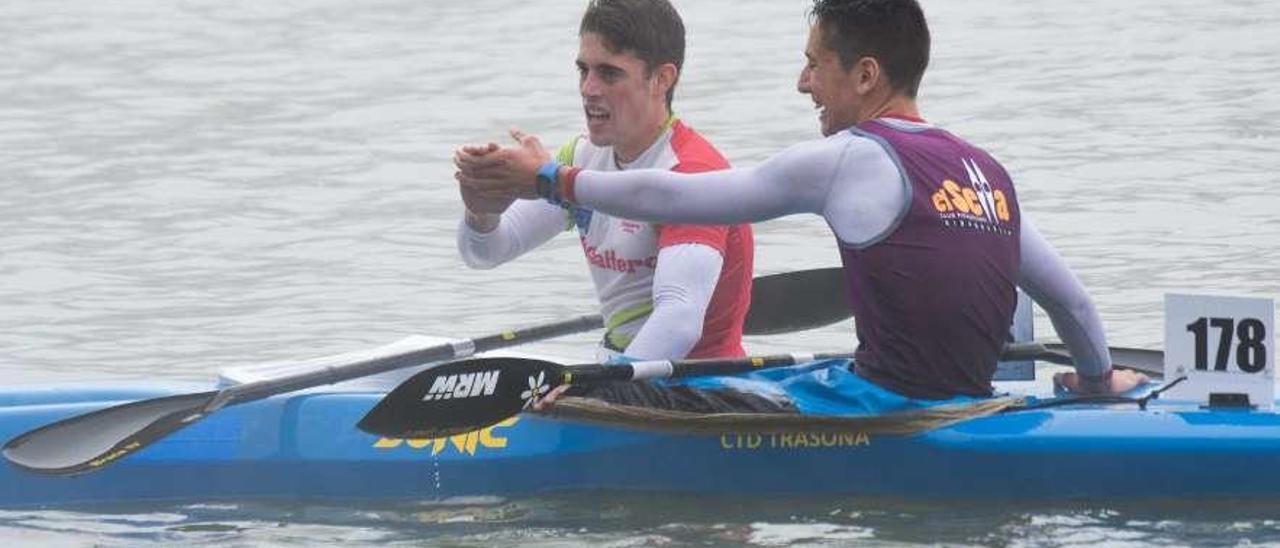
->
xmin=453 ymin=128 xmax=556 ymax=219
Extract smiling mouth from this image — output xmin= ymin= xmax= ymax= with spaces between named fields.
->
xmin=585 ymin=106 xmax=612 ymax=123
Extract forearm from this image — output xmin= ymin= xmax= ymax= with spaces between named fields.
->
xmin=1017 ymin=218 xmax=1111 ymax=376
xmin=457 ymin=200 xmax=566 ymax=269
xmin=622 ymin=244 xmax=723 ymax=360
xmin=572 ymin=167 xmax=790 ymax=224
xmin=571 ymin=138 xmax=844 ymax=226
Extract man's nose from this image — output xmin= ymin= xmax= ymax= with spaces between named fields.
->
xmin=581 ymin=72 xmax=603 ymax=96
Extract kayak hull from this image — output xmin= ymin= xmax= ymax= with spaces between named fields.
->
xmin=5 ymin=381 xmax=1280 ymax=507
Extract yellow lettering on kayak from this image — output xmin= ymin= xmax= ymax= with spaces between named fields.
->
xmin=720 ymin=433 xmax=764 ymax=449
xmin=719 ymin=430 xmax=871 ymax=451
xmin=372 ymin=417 xmax=518 ymax=456
xmin=478 ymin=421 xmax=511 ymax=448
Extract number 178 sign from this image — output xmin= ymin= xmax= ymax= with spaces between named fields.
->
xmin=1165 ymin=294 xmax=1276 ymax=408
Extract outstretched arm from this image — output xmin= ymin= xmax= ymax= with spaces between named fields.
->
xmin=571 ymin=146 xmax=831 ymax=224
xmin=456 ymin=132 xmax=848 ymax=225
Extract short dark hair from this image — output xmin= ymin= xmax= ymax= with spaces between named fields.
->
xmin=810 ymin=0 xmax=930 ymax=98
xmin=580 ymin=0 xmax=686 ymax=107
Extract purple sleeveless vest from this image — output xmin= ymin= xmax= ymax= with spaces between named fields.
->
xmin=840 ymin=119 xmax=1021 ymax=398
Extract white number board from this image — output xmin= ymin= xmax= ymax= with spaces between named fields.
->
xmin=1164 ymin=293 xmax=1275 ymax=409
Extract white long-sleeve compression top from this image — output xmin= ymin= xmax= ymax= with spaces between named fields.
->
xmin=570 ymin=122 xmax=1111 ymax=376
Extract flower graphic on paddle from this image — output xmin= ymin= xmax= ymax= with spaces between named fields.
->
xmin=520 ymin=371 xmax=550 ymax=409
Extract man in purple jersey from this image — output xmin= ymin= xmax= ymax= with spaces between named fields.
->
xmin=456 ymin=0 xmax=1145 ymax=400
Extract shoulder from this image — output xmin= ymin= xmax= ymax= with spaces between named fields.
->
xmin=669 ymin=120 xmax=730 ymax=173
xmin=771 ymin=130 xmax=889 ymax=168
xmin=833 ymin=128 xmax=896 ymax=161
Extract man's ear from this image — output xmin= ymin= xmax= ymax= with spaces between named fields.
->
xmin=854 ymin=56 xmax=881 ymax=95
xmin=651 ymin=63 xmax=679 ymax=100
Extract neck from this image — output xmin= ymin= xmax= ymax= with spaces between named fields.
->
xmin=614 ymin=110 xmax=673 ymax=164
xmin=857 ymin=93 xmax=921 ymax=124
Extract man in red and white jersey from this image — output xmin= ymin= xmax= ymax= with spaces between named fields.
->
xmin=455 ymin=0 xmax=754 ymax=363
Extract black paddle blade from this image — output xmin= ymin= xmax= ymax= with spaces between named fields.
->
xmin=1106 ymin=346 xmax=1164 ymax=376
xmin=1043 ymin=343 xmax=1164 ymax=377
xmin=2 ymin=391 xmax=219 ymax=476
xmin=357 ymin=357 xmax=565 ymax=439
xmin=744 ymin=267 xmax=851 ymax=335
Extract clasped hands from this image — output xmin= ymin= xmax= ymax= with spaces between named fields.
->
xmin=454 ymin=128 xmax=555 ymax=203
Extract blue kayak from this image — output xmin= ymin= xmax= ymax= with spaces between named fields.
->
xmin=3 ymin=354 xmax=1280 ymax=508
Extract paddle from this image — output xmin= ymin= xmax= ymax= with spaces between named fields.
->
xmin=742 ymin=266 xmax=849 ymax=335
xmin=1039 ymin=343 xmax=1164 ymax=377
xmin=1 ymin=267 xmax=853 ymax=476
xmin=357 ymin=351 xmax=855 ymax=438
xmin=0 ymin=314 xmax=603 ymax=476
xmin=356 ymin=341 xmax=1164 ymax=438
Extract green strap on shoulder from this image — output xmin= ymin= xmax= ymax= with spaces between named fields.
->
xmin=556 ymin=136 xmax=579 ymax=165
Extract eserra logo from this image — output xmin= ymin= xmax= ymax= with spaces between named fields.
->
xmin=423 ymin=370 xmax=501 ymax=401
xmin=931 ymin=158 xmax=1012 ymax=224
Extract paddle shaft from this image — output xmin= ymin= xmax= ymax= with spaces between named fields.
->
xmin=561 ymin=352 xmax=856 ymax=385
xmin=213 ymin=314 xmax=604 ymax=409
xmin=214 ymin=265 xmax=857 ymax=408
xmin=558 ymin=343 xmax=1160 ymax=386
xmin=545 ymin=343 xmax=1155 ymax=386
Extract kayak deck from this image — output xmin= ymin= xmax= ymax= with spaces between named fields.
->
xmin=5 ymin=370 xmax=1280 ymax=508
